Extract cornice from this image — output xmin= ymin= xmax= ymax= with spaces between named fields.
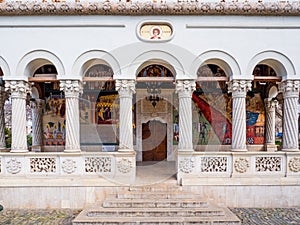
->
xmin=0 ymin=1 xmax=300 ymax=16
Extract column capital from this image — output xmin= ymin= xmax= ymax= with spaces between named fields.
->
xmin=5 ymin=80 xmax=31 ymax=99
xmin=228 ymin=80 xmax=252 ymax=97
xmin=175 ymin=80 xmax=196 ymax=97
xmin=115 ymin=79 xmax=136 ymax=97
xmin=30 ymin=99 xmax=45 ymax=110
xmin=280 ymin=80 xmax=300 ymax=98
xmin=265 ymin=99 xmax=278 ymax=110
xmin=60 ymin=80 xmax=83 ymax=98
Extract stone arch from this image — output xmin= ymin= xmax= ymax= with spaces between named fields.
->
xmin=246 ymin=50 xmax=296 ymax=78
xmin=190 ymin=50 xmax=241 ymax=78
xmin=0 ymin=56 xmax=11 ymax=77
xmin=16 ymin=50 xmax=65 ymax=79
xmin=72 ymin=50 xmax=121 ymax=79
xmin=125 ymin=50 xmax=184 ymax=79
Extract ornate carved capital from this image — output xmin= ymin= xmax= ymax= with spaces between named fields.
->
xmin=264 ymin=99 xmax=278 ymax=112
xmin=280 ymin=80 xmax=300 ymax=98
xmin=5 ymin=80 xmax=31 ymax=99
xmin=228 ymin=80 xmax=252 ymax=98
xmin=30 ymin=99 xmax=44 ymax=111
xmin=115 ymin=79 xmax=136 ymax=97
xmin=175 ymin=80 xmax=196 ymax=98
xmin=60 ymin=80 xmax=83 ymax=98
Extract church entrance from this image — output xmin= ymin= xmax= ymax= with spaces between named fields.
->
xmin=142 ymin=120 xmax=167 ymax=161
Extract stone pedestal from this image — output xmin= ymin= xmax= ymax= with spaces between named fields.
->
xmin=60 ymin=80 xmax=83 ymax=153
xmin=280 ymin=80 xmax=299 ymax=152
xmin=228 ymin=80 xmax=251 ymax=152
xmin=31 ymin=99 xmax=44 ymax=152
xmin=116 ymin=79 xmax=135 ymax=152
xmin=175 ymin=80 xmax=196 ymax=152
xmin=5 ymin=80 xmax=31 ymax=153
xmin=264 ymin=99 xmax=278 ymax=152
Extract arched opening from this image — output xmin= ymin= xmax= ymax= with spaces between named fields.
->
xmin=193 ymin=64 xmax=230 ymax=150
xmin=252 ymin=64 xmax=282 ymax=150
xmin=136 ymin=64 xmax=175 ymax=161
xmin=0 ymin=67 xmax=10 ymax=151
xmin=30 ymin=64 xmax=63 ymax=152
xmin=80 ymin=63 xmax=118 ymax=151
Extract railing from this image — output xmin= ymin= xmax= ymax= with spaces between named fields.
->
xmin=0 ymin=152 xmax=136 ymax=183
xmin=177 ymin=151 xmax=300 ymax=185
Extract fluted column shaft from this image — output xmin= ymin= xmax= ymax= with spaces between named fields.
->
xmin=116 ymin=79 xmax=135 ymax=151
xmin=176 ymin=80 xmax=196 ymax=151
xmin=60 ymin=80 xmax=83 ymax=152
xmin=31 ymin=99 xmax=44 ymax=147
xmin=265 ymin=99 xmax=278 ymax=151
xmin=5 ymin=80 xmax=31 ymax=153
xmin=0 ymin=87 xmax=6 ymax=150
xmin=228 ymin=80 xmax=252 ymax=152
xmin=280 ymin=80 xmax=299 ymax=152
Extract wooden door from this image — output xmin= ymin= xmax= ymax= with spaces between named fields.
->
xmin=142 ymin=120 xmax=167 ymax=161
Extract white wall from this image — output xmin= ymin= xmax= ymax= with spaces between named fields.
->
xmin=0 ymin=15 xmax=299 ymax=80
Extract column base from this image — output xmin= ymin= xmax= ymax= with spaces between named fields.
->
xmin=265 ymin=144 xmax=278 ymax=152
xmin=231 ymin=148 xmax=248 ymax=152
xmin=64 ymin=149 xmax=81 ymax=153
xmin=10 ymin=149 xmax=29 ymax=153
xmin=281 ymin=148 xmax=299 ymax=152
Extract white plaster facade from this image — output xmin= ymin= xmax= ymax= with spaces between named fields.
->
xmin=0 ymin=0 xmax=300 ymax=208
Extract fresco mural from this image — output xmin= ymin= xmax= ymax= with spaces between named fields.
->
xmin=42 ymin=95 xmax=66 ymax=146
xmin=173 ymin=64 xmax=266 ymax=146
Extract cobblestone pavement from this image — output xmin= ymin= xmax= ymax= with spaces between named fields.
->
xmin=230 ymin=208 xmax=300 ymax=225
xmin=0 ymin=209 xmax=80 ymax=225
xmin=0 ymin=208 xmax=300 ymax=224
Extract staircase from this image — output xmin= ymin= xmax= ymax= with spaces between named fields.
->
xmin=73 ymin=184 xmax=240 ymax=225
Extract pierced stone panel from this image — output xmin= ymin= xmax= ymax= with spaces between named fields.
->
xmin=201 ymin=157 xmax=227 ymax=172
xmin=6 ymin=158 xmax=22 ymax=174
xmin=179 ymin=157 xmax=195 ymax=174
xmin=255 ymin=156 xmax=281 ymax=172
xmin=85 ymin=157 xmax=112 ymax=173
xmin=30 ymin=157 xmax=56 ymax=173
xmin=288 ymin=157 xmax=300 ymax=172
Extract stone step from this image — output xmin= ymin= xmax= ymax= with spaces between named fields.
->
xmin=117 ymin=191 xmax=198 ymax=199
xmin=73 ymin=215 xmax=241 ymax=225
xmin=85 ymin=207 xmax=225 ymax=217
xmin=102 ymin=198 xmax=209 ymax=208
xmin=128 ymin=184 xmax=181 ymax=192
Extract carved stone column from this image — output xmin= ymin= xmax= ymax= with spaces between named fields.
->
xmin=280 ymin=80 xmax=299 ymax=152
xmin=264 ymin=99 xmax=278 ymax=152
xmin=0 ymin=87 xmax=7 ymax=150
xmin=175 ymin=80 xmax=196 ymax=151
xmin=5 ymin=80 xmax=31 ymax=153
xmin=116 ymin=79 xmax=135 ymax=151
xmin=228 ymin=80 xmax=252 ymax=152
xmin=60 ymin=80 xmax=83 ymax=153
xmin=31 ymin=99 xmax=44 ymax=150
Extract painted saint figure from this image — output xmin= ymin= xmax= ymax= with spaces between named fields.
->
xmin=150 ymin=26 xmax=162 ymax=39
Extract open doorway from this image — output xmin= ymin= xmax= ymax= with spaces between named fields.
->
xmin=142 ymin=120 xmax=167 ymax=161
